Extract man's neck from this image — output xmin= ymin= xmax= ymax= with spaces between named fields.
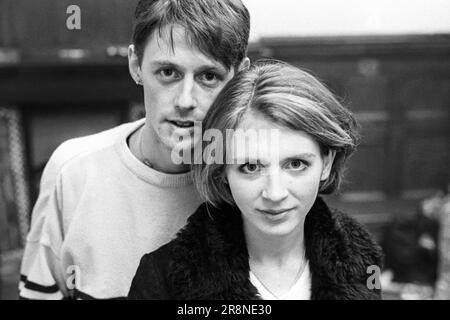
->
xmin=129 ymin=123 xmax=191 ymax=174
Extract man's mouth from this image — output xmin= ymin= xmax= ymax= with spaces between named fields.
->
xmin=168 ymin=120 xmax=195 ymax=128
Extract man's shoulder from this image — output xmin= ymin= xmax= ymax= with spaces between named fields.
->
xmin=49 ymin=119 xmax=144 ymax=174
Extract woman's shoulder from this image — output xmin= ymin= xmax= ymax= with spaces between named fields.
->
xmin=307 ymin=197 xmax=384 ymax=276
xmin=332 ymin=208 xmax=383 ymax=260
xmin=328 ymin=206 xmax=385 ymax=288
xmin=128 ymin=242 xmax=176 ymax=299
xmin=140 ymin=241 xmax=175 ymax=269
xmin=306 ymin=198 xmax=384 ymax=299
xmin=312 ymin=198 xmax=382 ymax=255
xmin=133 ymin=203 xmax=220 ymax=272
xmin=127 ymin=203 xmax=215 ymax=300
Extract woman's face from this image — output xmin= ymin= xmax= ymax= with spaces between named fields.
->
xmin=226 ymin=111 xmax=334 ymax=237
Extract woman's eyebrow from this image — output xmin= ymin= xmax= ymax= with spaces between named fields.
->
xmin=228 ymin=155 xmax=262 ymax=165
xmin=229 ymin=153 xmax=317 ymax=165
xmin=284 ymin=153 xmax=316 ymax=160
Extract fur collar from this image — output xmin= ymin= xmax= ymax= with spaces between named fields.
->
xmin=166 ymin=197 xmax=383 ymax=300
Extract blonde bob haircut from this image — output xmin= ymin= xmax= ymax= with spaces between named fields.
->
xmin=192 ymin=59 xmax=359 ymax=208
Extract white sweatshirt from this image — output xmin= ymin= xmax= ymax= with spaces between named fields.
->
xmin=19 ymin=119 xmax=203 ymax=299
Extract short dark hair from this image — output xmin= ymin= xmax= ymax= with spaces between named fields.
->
xmin=132 ymin=0 xmax=250 ymax=70
xmin=193 ymin=59 xmax=360 ymax=207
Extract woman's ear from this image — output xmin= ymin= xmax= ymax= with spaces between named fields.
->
xmin=128 ymin=44 xmax=142 ymax=85
xmin=321 ymin=149 xmax=336 ymax=181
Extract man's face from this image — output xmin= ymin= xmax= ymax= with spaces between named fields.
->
xmin=139 ymin=25 xmax=236 ymax=151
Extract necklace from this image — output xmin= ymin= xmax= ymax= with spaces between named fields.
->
xmin=249 ymin=249 xmax=307 ymax=297
xmin=138 ymin=127 xmax=153 ymax=168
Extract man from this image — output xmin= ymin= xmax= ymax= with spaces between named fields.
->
xmin=19 ymin=0 xmax=250 ymax=299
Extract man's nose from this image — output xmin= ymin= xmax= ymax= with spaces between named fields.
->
xmin=175 ymin=77 xmax=197 ymax=111
xmin=261 ymin=171 xmax=289 ymax=203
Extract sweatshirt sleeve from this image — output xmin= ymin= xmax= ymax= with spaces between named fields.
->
xmin=18 ymin=146 xmax=69 ymax=300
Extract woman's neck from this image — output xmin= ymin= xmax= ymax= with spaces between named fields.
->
xmin=244 ymin=220 xmax=308 ymax=297
xmin=244 ymin=221 xmax=306 ymax=266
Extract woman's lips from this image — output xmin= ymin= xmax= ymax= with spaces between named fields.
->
xmin=256 ymin=208 xmax=294 ymax=216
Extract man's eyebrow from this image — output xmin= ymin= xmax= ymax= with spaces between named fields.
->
xmin=150 ymin=60 xmax=177 ymax=67
xmin=150 ymin=60 xmax=227 ymax=72
xmin=197 ymin=65 xmax=228 ymax=73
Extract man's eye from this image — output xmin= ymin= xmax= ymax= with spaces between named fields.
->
xmin=158 ymin=68 xmax=179 ymax=80
xmin=198 ymin=72 xmax=220 ymax=86
xmin=286 ymin=159 xmax=307 ymax=171
xmin=239 ymin=163 xmax=261 ymax=174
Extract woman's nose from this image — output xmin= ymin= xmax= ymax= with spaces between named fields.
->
xmin=261 ymin=172 xmax=289 ymax=202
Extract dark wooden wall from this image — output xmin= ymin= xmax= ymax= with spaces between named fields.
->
xmin=258 ymin=35 xmax=450 ymax=233
xmin=0 ymin=0 xmax=449 ymax=249
xmin=0 ymin=0 xmax=138 ymax=64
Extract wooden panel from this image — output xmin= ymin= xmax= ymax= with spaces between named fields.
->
xmin=296 ymin=60 xmax=389 ymax=113
xmin=261 ymin=35 xmax=450 ymax=217
xmin=0 ymin=108 xmax=26 ymax=252
xmin=0 ymin=0 xmax=15 ymax=47
xmin=7 ymin=0 xmax=138 ymax=63
xmin=260 ymin=35 xmax=450 ymax=60
xmin=356 ymin=112 xmax=388 ymax=145
xmin=0 ymin=116 xmax=12 ymax=249
xmin=342 ymin=145 xmax=386 ymax=193
xmin=345 ymin=63 xmax=388 ymax=111
xmin=403 ymin=137 xmax=450 ymax=192
xmin=289 ymin=60 xmax=359 ymax=101
xmin=13 ymin=0 xmax=64 ymax=50
xmin=0 ymin=65 xmax=142 ymax=104
xmin=285 ymin=59 xmax=390 ymax=197
xmin=0 ymin=34 xmax=448 ymax=235
xmin=398 ymin=70 xmax=450 ymax=195
xmin=27 ymin=105 xmax=123 ymax=169
xmin=22 ymin=103 xmax=125 ymax=203
xmin=399 ymin=77 xmax=450 ymax=111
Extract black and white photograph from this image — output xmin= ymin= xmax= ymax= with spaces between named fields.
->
xmin=0 ymin=0 xmax=449 ymax=306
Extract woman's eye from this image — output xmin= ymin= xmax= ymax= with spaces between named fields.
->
xmin=240 ymin=163 xmax=261 ymax=174
xmin=286 ymin=159 xmax=307 ymax=171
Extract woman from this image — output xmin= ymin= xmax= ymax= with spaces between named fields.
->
xmin=128 ymin=60 xmax=383 ymax=300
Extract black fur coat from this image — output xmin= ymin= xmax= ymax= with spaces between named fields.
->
xmin=128 ymin=197 xmax=383 ymax=300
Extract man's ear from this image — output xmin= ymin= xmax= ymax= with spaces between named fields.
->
xmin=128 ymin=44 xmax=142 ymax=85
xmin=238 ymin=57 xmax=250 ymax=72
xmin=321 ymin=149 xmax=336 ymax=181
